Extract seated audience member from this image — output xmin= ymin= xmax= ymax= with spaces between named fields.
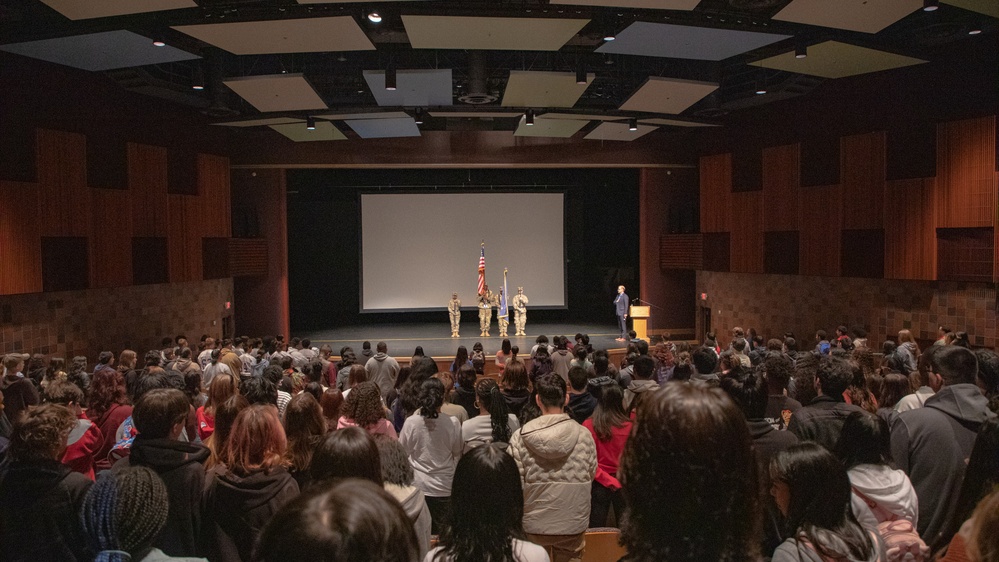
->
xmin=377 ymin=435 xmax=433 ymax=558
xmin=399 ymin=377 xmax=463 ymax=534
xmin=787 ymin=356 xmax=866 ymax=451
xmin=720 ymin=367 xmax=799 ymax=555
xmin=283 ymin=393 xmax=327 ymax=490
xmin=835 ymin=412 xmax=921 ymax=536
xmin=43 ymin=380 xmax=102 ymax=479
xmin=770 ymin=443 xmax=886 ymax=562
xmin=254 ymin=479 xmax=419 ymax=562
xmin=202 ymin=404 xmax=299 ymax=562
xmin=891 ymin=346 xmax=995 ymax=541
xmin=319 ymin=388 xmax=344 ymax=432
xmin=620 ymin=383 xmax=759 ymax=562
xmin=451 ymin=364 xmax=478 ymax=420
xmin=462 ymin=378 xmax=519 ymax=453
xmin=1 ymin=353 xmax=39 ymax=424
xmin=691 ymin=346 xmax=720 ymax=383
xmin=113 ymin=388 xmax=208 ymax=557
xmin=81 ymin=466 xmax=207 ymax=562
xmin=433 ymin=372 xmax=470 ymax=424
xmin=338 ymin=381 xmax=397 ymax=438
xmin=429 ymin=444 xmax=550 ymax=562
xmin=624 ymin=355 xmax=658 ymax=413
xmin=762 ymin=352 xmax=802 ymax=431
xmin=583 ymin=384 xmax=632 ymax=529
xmin=509 ymin=373 xmax=596 ymax=562
xmin=501 ymin=360 xmax=533 ymax=416
xmin=197 ymin=372 xmax=238 ymax=441
xmin=86 ymin=365 xmax=133 ymax=471
xmin=310 ymin=426 xmax=383 ymax=486
xmin=204 ymin=394 xmax=248 ymax=471
xmin=0 ymin=403 xmax=93 ymax=561
xmin=566 ymin=366 xmax=597 ymax=423
xmin=670 ymin=362 xmax=693 ymax=382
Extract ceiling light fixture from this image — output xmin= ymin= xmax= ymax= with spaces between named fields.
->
xmin=385 ymin=66 xmax=397 ymax=91
xmin=525 ymin=109 xmax=535 ymax=126
xmin=306 ymin=116 xmax=316 ymax=130
xmin=628 ymin=118 xmax=638 ymax=131
xmin=414 ymin=108 xmax=424 ymax=125
xmin=152 ymin=39 xmax=166 ymax=47
xmin=368 ymin=11 xmax=382 ymax=23
xmin=191 ymin=66 xmax=205 ymax=90
xmin=923 ymin=0 xmax=938 ymax=11
xmin=756 ymin=88 xmax=767 ymax=95
xmin=603 ymin=33 xmax=616 ymax=41
xmin=576 ymin=62 xmax=587 ymax=85
xmin=969 ymin=28 xmax=982 ymax=35
xmin=795 ymin=44 xmax=807 ymax=58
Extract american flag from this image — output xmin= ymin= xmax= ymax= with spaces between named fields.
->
xmin=477 ymin=244 xmax=486 ymax=295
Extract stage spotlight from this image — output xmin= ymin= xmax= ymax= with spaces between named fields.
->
xmin=576 ymin=62 xmax=587 ymax=85
xmin=923 ymin=0 xmax=938 ymax=11
xmin=385 ymin=66 xmax=397 ymax=91
xmin=525 ymin=109 xmax=535 ymax=126
xmin=628 ymin=118 xmax=638 ymax=131
xmin=414 ymin=108 xmax=424 ymax=124
xmin=306 ymin=116 xmax=316 ymax=130
xmin=368 ymin=11 xmax=382 ymax=23
xmin=795 ymin=44 xmax=807 ymax=58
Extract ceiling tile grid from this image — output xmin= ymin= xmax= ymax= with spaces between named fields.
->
xmin=619 ymin=76 xmax=718 ymax=114
xmin=38 ymin=0 xmax=196 ymax=21
xmin=773 ymin=0 xmax=923 ymax=34
xmin=172 ymin=17 xmax=375 ymax=55
xmin=501 ymin=71 xmax=595 ymax=108
xmin=597 ymin=22 xmax=792 ymax=61
xmin=0 ymin=30 xmax=199 ymax=71
xmin=223 ymin=74 xmax=328 ymax=112
xmin=402 ymin=16 xmax=589 ymax=51
xmin=749 ymin=41 xmax=928 ymax=79
xmin=363 ymin=69 xmax=453 ymax=107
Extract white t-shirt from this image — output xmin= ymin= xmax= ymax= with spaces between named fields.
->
xmin=399 ymin=412 xmax=463 ymax=498
xmin=461 ymin=414 xmax=520 ymax=454
xmin=424 ymin=539 xmax=550 ymax=562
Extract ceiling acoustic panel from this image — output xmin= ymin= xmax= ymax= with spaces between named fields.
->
xmin=774 ymin=0 xmax=922 ymax=33
xmin=0 ymin=30 xmax=199 ymax=71
xmin=172 ymin=17 xmax=374 ymax=55
xmin=223 ymin=74 xmax=327 ymax=113
xmin=39 ymin=0 xmax=195 ymax=20
xmin=943 ymin=0 xmax=999 ymax=18
xmin=749 ymin=41 xmax=927 ymax=79
xmin=345 ymin=117 xmax=421 ymax=139
xmin=402 ymin=15 xmax=589 ymax=51
xmin=514 ymin=118 xmax=589 ymax=138
xmin=363 ymin=69 xmax=453 ymax=107
xmin=550 ymin=0 xmax=700 ymax=8
xmin=501 ymin=71 xmax=595 ymax=108
xmin=213 ymin=117 xmax=304 ymax=127
xmin=315 ymin=111 xmax=410 ymax=120
xmin=596 ymin=22 xmax=790 ymax=61
xmin=619 ymin=77 xmax=718 ymax=114
xmin=269 ymin=121 xmax=346 ymax=142
xmin=585 ymin=122 xmax=659 ymax=141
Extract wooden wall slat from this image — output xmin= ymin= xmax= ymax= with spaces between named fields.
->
xmin=700 ymin=153 xmax=732 ymax=233
xmin=841 ymin=131 xmax=886 ymax=229
xmin=730 ymin=191 xmax=763 ymax=273
xmin=885 ymin=178 xmax=936 ymax=280
xmin=129 ymin=143 xmax=170 ymax=237
xmin=762 ymin=144 xmax=800 ymax=232
xmin=936 ymin=116 xmax=997 ymax=228
xmin=798 ymin=185 xmax=842 ymax=277
xmin=199 ymin=154 xmax=231 ymax=238
xmin=90 ymin=188 xmax=132 ymax=288
xmin=0 ymin=181 xmax=43 ymax=294
xmin=36 ymin=129 xmax=90 ymax=237
xmin=167 ymin=194 xmax=203 ymax=282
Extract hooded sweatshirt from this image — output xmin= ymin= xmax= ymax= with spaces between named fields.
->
xmin=623 ymin=379 xmax=659 ymax=411
xmin=0 ymin=459 xmax=93 ymax=561
xmin=202 ymin=467 xmax=300 ymax=562
xmin=365 ymin=353 xmax=400 ymax=399
xmin=550 ymin=350 xmax=573 ymax=381
xmin=385 ymin=483 xmax=432 ymax=559
xmin=508 ymin=413 xmax=597 ymax=536
xmin=0 ymin=374 xmax=39 ymax=424
xmin=891 ymin=383 xmax=995 ymax=540
xmin=847 ymin=463 xmax=919 ymax=531
xmin=115 ymin=437 xmax=210 ymax=557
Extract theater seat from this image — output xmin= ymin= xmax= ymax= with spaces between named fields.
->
xmin=582 ymin=528 xmax=626 ymax=562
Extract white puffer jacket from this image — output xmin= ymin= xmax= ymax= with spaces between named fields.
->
xmin=509 ymin=413 xmax=597 ymax=535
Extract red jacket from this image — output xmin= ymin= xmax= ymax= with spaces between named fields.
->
xmin=63 ymin=414 xmax=103 ymax=480
xmin=88 ymin=403 xmax=132 ymax=471
xmin=582 ymin=418 xmax=633 ymax=490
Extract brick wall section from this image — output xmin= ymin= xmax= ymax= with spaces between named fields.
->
xmin=696 ymin=271 xmax=996 ymax=349
xmin=0 ymin=279 xmax=233 ymax=360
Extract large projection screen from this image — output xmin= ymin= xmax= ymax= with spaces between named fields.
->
xmin=360 ymin=192 xmax=565 ymax=312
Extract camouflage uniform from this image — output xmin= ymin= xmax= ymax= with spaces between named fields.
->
xmin=512 ymin=287 xmax=529 ymax=336
xmin=448 ymin=294 xmax=461 ymax=337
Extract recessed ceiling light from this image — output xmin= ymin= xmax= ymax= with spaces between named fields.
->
xmin=525 ymin=109 xmax=535 ymax=126
xmin=969 ymin=28 xmax=982 ymax=35
xmin=755 ymin=88 xmax=767 ymax=95
xmin=628 ymin=118 xmax=638 ymax=131
xmin=306 ymin=116 xmax=316 ymax=130
xmin=368 ymin=12 xmax=382 ymax=23
xmin=603 ymin=34 xmax=616 ymax=41
xmin=795 ymin=44 xmax=807 ymax=59
xmin=923 ymin=0 xmax=938 ymax=11
xmin=152 ymin=40 xmax=166 ymax=47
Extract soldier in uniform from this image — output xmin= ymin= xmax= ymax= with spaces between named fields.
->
xmin=478 ymin=285 xmax=496 ymax=337
xmin=448 ymin=292 xmax=461 ymax=338
xmin=512 ymin=286 xmax=529 ymax=336
xmin=497 ymin=288 xmax=509 ymax=338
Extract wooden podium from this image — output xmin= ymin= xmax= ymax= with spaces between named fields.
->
xmin=630 ymin=305 xmax=651 ymax=341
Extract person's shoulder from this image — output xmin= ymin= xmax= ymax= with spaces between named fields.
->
xmin=512 ymin=538 xmax=552 ymax=562
xmin=423 ymin=546 xmax=446 ymax=562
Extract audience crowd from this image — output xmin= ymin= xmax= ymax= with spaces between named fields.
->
xmin=1 ymin=326 xmax=998 ymax=562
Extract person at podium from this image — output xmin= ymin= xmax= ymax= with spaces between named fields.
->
xmin=614 ymin=285 xmax=629 ymax=342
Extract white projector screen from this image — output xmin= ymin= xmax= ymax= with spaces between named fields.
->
xmin=360 ymin=192 xmax=566 ymax=311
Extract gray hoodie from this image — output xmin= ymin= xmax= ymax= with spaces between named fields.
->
xmin=365 ymin=353 xmax=400 ymax=399
xmin=385 ymin=483 xmax=431 ymax=559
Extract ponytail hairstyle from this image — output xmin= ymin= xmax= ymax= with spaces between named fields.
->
xmin=419 ymin=377 xmax=445 ymax=419
xmin=81 ymin=466 xmax=169 ymax=562
xmin=475 ymin=378 xmax=512 ymax=444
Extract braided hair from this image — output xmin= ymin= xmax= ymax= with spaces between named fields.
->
xmin=81 ymin=466 xmax=169 ymax=562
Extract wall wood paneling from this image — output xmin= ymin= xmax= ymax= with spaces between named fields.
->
xmin=762 ymin=144 xmax=800 ymax=232
xmin=128 ymin=143 xmax=170 ymax=238
xmin=884 ymin=178 xmax=936 ymax=281
xmin=36 ymin=129 xmax=91 ymax=237
xmin=90 ymin=188 xmax=132 ymax=288
xmin=730 ymin=191 xmax=763 ymax=273
xmin=841 ymin=131 xmax=886 ymax=230
xmin=798 ymin=185 xmax=842 ymax=277
xmin=0 ymin=181 xmax=42 ymax=294
xmin=935 ymin=116 xmax=997 ymax=229
xmin=700 ymin=153 xmax=732 ymax=233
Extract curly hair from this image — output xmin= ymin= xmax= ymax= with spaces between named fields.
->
xmin=343 ymin=381 xmax=386 ymax=428
xmin=88 ymin=368 xmax=128 ymax=419
xmin=81 ymin=466 xmax=169 ymax=562
xmin=10 ymin=403 xmax=76 ymax=462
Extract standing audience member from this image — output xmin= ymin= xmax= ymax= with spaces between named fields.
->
xmin=319 ymin=388 xmax=344 ymax=432
xmin=1 ymin=353 xmax=38 ymax=424
xmin=895 ymin=330 xmax=920 ymax=375
xmin=451 ymin=364 xmax=478 ymax=420
xmin=501 ymin=361 xmax=533 ymax=417
xmin=619 ymin=382 xmax=760 ymax=562
xmin=428 ymin=445 xmax=550 ymax=562
xmin=87 ymin=366 xmax=133 ymax=471
xmin=377 ymin=435 xmax=433 ymax=558
xmin=283 ymin=393 xmax=327 ymax=490
xmin=787 ymin=356 xmax=866 ymax=451
xmin=623 ymin=355 xmax=658 ymax=413
xmin=770 ymin=443 xmax=885 ymax=562
xmin=433 ymin=371 xmax=470 ymax=424
xmin=202 ymin=404 xmax=299 ymax=562
xmin=891 ymin=346 xmax=995 ymax=540
xmin=203 ymin=350 xmax=233 ymax=387
xmin=566 ymin=366 xmax=598 ymax=423
xmin=399 ymin=377 xmax=463 ymax=534
xmin=691 ymin=346 xmax=720 ymax=383
xmin=762 ymin=352 xmax=802 ymax=431
xmin=197 ymin=372 xmax=238 ymax=441
xmin=509 ymin=373 xmax=596 ymax=562
xmin=496 ymin=339 xmax=513 ymax=374
xmin=338 ymin=380 xmax=398 ymax=438
xmin=582 ymin=384 xmax=632 ymax=529
xmin=42 ymin=356 xmax=68 ymax=390
xmin=896 ymin=347 xmax=939 ymax=412
xmin=550 ymin=337 xmax=573 ymax=382
xmin=113 ymin=388 xmax=208 ymax=557
xmin=43 ymin=380 xmax=102 ymax=479
xmin=204 ymin=394 xmax=249 ymax=471
xmin=0 ymin=403 xmax=92 ymax=561
xmin=366 ymin=341 xmax=401 ymax=399
xmin=461 ymin=378 xmax=519 ymax=453
xmin=309 ymin=426 xmax=383 ymax=486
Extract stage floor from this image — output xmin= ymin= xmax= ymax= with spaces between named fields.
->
xmin=300 ymin=322 xmax=623 ymax=358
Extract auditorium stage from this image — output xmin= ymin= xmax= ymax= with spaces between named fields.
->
xmin=300 ymin=322 xmax=623 ymax=358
